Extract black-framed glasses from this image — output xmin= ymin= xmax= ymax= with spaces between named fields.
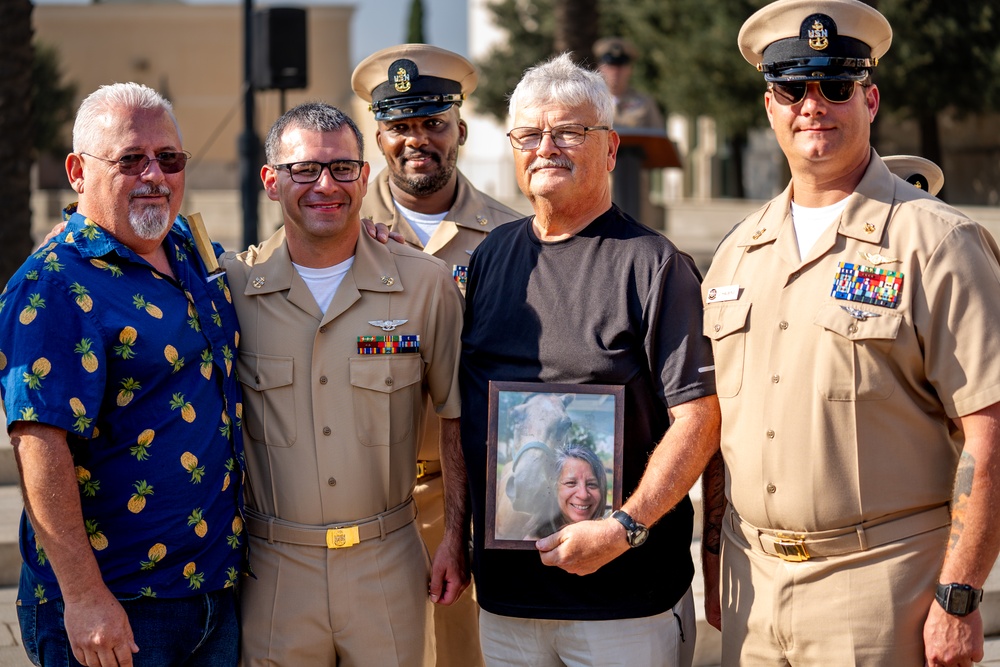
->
xmin=507 ymin=124 xmax=610 ymax=150
xmin=80 ymin=151 xmax=191 ymax=175
xmin=274 ymin=160 xmax=365 ymax=184
xmin=769 ymin=81 xmax=861 ymax=106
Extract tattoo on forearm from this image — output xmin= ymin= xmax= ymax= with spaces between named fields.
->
xmin=948 ymin=450 xmax=975 ymax=551
xmin=702 ymin=451 xmax=727 ymax=555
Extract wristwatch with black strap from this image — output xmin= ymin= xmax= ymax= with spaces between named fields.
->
xmin=611 ymin=510 xmax=649 ymax=548
xmin=935 ymin=583 xmax=983 ymax=617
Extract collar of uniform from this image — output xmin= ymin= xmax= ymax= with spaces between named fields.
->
xmin=352 ymin=223 xmax=405 ymax=293
xmin=241 ymin=227 xmax=296 ymax=296
xmin=735 ymin=185 xmax=790 ymax=248
xmin=835 ymin=149 xmax=894 ymax=244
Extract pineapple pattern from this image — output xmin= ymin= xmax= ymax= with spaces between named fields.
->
xmin=0 ymin=206 xmax=246 ymax=606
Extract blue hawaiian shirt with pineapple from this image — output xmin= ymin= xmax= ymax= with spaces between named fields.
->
xmin=0 ymin=205 xmax=247 ymax=605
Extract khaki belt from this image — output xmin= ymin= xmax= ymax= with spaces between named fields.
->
xmin=246 ymin=498 xmax=416 ymax=549
xmin=729 ymin=503 xmax=951 ymax=562
xmin=416 ymin=459 xmax=442 ymax=480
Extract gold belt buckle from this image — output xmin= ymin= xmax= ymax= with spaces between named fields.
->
xmin=416 ymin=461 xmax=427 ymax=479
xmin=326 ymin=525 xmax=360 ymax=549
xmin=773 ymin=534 xmax=810 ymax=562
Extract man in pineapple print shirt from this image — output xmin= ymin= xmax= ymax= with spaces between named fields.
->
xmin=0 ymin=83 xmax=246 ymax=667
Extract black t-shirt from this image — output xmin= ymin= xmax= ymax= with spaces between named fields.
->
xmin=460 ymin=205 xmax=716 ymax=620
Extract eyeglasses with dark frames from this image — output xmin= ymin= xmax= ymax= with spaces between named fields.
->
xmin=507 ymin=124 xmax=610 ymax=151
xmin=79 ymin=151 xmax=191 ymax=175
xmin=273 ymin=160 xmax=366 ymax=184
xmin=768 ymin=81 xmax=862 ymax=106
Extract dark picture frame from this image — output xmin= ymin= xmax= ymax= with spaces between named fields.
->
xmin=485 ymin=381 xmax=625 ymax=550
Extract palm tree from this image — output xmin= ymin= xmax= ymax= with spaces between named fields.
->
xmin=0 ymin=0 xmax=35 ymax=287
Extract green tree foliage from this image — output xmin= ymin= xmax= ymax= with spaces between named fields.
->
xmin=33 ymin=42 xmax=77 ymax=157
xmin=407 ymin=0 xmax=426 ymax=44
xmin=475 ymin=0 xmax=557 ymax=123
xmin=872 ymin=0 xmax=1000 ymax=166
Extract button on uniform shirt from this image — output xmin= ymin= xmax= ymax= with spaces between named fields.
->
xmin=703 ymin=153 xmax=1000 ymax=532
xmin=0 ymin=206 xmax=247 ymax=604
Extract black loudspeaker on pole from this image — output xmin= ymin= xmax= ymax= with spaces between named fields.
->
xmin=252 ymin=8 xmax=308 ymax=91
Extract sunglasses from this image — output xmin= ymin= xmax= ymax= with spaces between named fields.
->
xmin=769 ymin=81 xmax=860 ymax=105
xmin=80 ymin=151 xmax=191 ymax=175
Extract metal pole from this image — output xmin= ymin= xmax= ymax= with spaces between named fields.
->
xmin=239 ymin=0 xmax=260 ymax=248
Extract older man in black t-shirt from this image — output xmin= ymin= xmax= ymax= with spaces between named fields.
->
xmin=455 ymin=53 xmax=720 ymax=667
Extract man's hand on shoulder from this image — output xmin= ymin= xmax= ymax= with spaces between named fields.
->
xmin=536 ymin=517 xmax=629 ymax=575
xmin=429 ymin=529 xmax=470 ymax=606
xmin=923 ymin=601 xmax=984 ymax=667
xmin=36 ymin=222 xmax=68 ymax=251
xmin=63 ymin=586 xmax=139 ymax=667
xmin=362 ymin=218 xmax=405 ymax=245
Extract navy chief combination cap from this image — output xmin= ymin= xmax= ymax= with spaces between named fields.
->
xmin=352 ymin=44 xmax=478 ymax=121
xmin=883 ymin=155 xmax=944 ymax=197
xmin=738 ymin=0 xmax=892 ymax=82
xmin=593 ymin=37 xmax=638 ymax=66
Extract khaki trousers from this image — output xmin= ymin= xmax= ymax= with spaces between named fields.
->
xmin=415 ymin=473 xmax=485 ymax=667
xmin=478 ymin=587 xmax=696 ymax=667
xmin=241 ymin=521 xmax=434 ymax=666
xmin=720 ymin=512 xmax=948 ymax=666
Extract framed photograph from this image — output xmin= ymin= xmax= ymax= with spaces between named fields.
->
xmin=485 ymin=381 xmax=625 ymax=549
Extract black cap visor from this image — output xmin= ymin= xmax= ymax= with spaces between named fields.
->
xmin=763 ymin=59 xmax=872 ymax=83
xmin=371 ymin=94 xmax=464 ymax=121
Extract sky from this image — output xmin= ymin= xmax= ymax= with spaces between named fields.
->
xmin=32 ymin=0 xmax=470 ymax=66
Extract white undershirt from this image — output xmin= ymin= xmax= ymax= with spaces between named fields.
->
xmin=394 ymin=202 xmax=449 ymax=246
xmin=790 ymin=197 xmax=849 ymax=259
xmin=292 ymin=257 xmax=354 ymax=313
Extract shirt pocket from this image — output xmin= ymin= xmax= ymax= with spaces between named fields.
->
xmin=349 ymin=355 xmax=423 ymax=447
xmin=813 ymin=302 xmax=902 ymax=401
xmin=237 ymin=352 xmax=297 ymax=447
xmin=704 ymin=301 xmax=751 ymax=398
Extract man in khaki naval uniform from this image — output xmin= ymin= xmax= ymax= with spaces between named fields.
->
xmin=352 ymin=44 xmax=522 ymax=667
xmin=223 ymin=102 xmax=465 ymax=666
xmin=701 ymin=1 xmax=1000 ymax=665
xmin=594 ymin=37 xmax=664 ymax=130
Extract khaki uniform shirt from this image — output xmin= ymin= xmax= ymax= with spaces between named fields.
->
xmin=222 ymin=227 xmax=463 ymax=524
xmin=362 ymin=168 xmax=523 ymax=272
xmin=362 ymin=168 xmax=523 ymax=462
xmin=703 ymin=151 xmax=1000 ymax=533
xmin=614 ymin=89 xmax=664 ymax=129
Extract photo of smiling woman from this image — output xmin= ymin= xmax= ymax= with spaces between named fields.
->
xmin=528 ymin=444 xmax=609 ymax=539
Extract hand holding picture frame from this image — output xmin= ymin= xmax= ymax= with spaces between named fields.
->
xmin=485 ymin=381 xmax=624 ymax=550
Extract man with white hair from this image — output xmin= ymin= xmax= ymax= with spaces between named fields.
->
xmin=457 ymin=54 xmax=720 ymax=667
xmin=0 ymin=83 xmax=246 ymax=666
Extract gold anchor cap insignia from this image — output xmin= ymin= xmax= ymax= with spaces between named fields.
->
xmin=808 ymin=19 xmax=829 ymax=51
xmin=864 ymin=223 xmax=876 ymax=234
xmin=393 ymin=67 xmax=411 ymax=93
xmin=252 ymin=277 xmax=265 ymax=288
xmin=380 ymin=275 xmax=395 ymax=286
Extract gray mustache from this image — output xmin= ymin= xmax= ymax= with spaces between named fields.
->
xmin=129 ymin=185 xmax=171 ymax=199
xmin=529 ymin=157 xmax=573 ymax=172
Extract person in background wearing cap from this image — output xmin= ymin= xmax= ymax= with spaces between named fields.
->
xmin=226 ymin=101 xmax=465 ymax=666
xmin=351 ymin=43 xmax=523 ymax=667
xmin=884 ymin=154 xmax=945 ymax=197
xmin=701 ymin=0 xmax=1000 ymax=664
xmin=460 ymin=53 xmax=719 ymax=667
xmin=594 ymin=37 xmax=664 ymax=129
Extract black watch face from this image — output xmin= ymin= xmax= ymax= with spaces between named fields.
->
xmin=949 ymin=588 xmax=971 ymax=614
